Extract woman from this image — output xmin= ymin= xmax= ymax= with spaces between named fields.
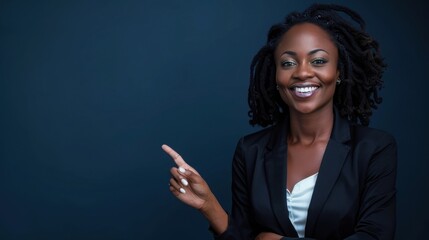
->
xmin=164 ymin=3 xmax=397 ymax=240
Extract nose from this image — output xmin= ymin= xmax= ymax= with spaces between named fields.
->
xmin=292 ymin=62 xmax=314 ymax=80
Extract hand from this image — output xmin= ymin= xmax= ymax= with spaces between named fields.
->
xmin=162 ymin=144 xmax=214 ymax=210
xmin=162 ymin=144 xmax=228 ymax=234
xmin=255 ymin=232 xmax=283 ymax=240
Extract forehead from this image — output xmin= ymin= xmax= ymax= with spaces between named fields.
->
xmin=275 ymin=23 xmax=337 ymax=55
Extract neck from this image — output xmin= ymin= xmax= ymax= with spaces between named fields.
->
xmin=288 ymin=107 xmax=334 ymax=145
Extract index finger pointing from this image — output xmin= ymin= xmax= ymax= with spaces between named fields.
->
xmin=162 ymin=144 xmax=187 ymax=166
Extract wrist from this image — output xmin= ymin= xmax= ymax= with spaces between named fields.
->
xmin=199 ymin=192 xmax=218 ymax=213
xmin=199 ymin=193 xmax=228 ymax=234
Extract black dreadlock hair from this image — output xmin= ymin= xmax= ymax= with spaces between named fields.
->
xmin=248 ymin=3 xmax=386 ymax=127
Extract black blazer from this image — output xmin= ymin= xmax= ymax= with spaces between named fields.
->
xmin=215 ymin=110 xmax=397 ymax=240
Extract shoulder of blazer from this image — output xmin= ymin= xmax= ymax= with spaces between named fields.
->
xmin=239 ymin=124 xmax=281 ymax=149
xmin=349 ymin=123 xmax=397 ymax=149
xmin=331 ymin=108 xmax=396 ymax=150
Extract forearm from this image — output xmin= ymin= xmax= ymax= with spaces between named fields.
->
xmin=200 ymin=193 xmax=228 ymax=235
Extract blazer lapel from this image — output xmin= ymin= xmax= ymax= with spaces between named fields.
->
xmin=305 ymin=109 xmax=351 ymax=236
xmin=264 ymin=118 xmax=298 ymax=236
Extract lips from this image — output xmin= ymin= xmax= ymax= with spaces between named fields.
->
xmin=289 ymin=85 xmax=319 ymax=98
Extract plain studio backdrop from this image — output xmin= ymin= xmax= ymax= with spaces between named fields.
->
xmin=1 ymin=0 xmax=427 ymax=239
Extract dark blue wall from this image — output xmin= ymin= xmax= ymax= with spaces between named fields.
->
xmin=1 ymin=0 xmax=427 ymax=239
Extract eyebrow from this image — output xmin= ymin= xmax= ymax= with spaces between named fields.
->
xmin=282 ymin=48 xmax=328 ymax=56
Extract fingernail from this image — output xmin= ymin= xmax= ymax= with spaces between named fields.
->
xmin=178 ymin=167 xmax=186 ymax=173
xmin=181 ymin=178 xmax=188 ymax=186
xmin=179 ymin=188 xmax=186 ymax=194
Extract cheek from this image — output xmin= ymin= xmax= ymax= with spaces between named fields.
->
xmin=327 ymin=64 xmax=339 ymax=80
xmin=319 ymin=68 xmax=338 ymax=85
xmin=275 ymin=69 xmax=290 ymax=85
xmin=275 ymin=79 xmax=292 ymax=104
xmin=278 ymin=91 xmax=291 ymax=106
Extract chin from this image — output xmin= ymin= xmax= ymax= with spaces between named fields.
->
xmin=290 ymin=107 xmax=315 ymax=115
xmin=289 ymin=103 xmax=324 ymax=115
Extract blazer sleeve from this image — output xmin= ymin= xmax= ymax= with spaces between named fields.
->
xmin=343 ymin=135 xmax=397 ymax=240
xmin=213 ymin=138 xmax=258 ymax=240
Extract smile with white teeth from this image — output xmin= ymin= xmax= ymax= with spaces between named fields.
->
xmin=290 ymin=86 xmax=319 ymax=98
xmin=295 ymin=86 xmax=318 ymax=93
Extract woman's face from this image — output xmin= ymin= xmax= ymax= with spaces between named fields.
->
xmin=274 ymin=23 xmax=339 ymax=115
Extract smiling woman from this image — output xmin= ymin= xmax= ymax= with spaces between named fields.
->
xmin=275 ymin=23 xmax=339 ymax=117
xmin=164 ymin=3 xmax=396 ymax=240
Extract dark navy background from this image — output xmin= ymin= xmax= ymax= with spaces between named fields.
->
xmin=1 ymin=0 xmax=427 ymax=239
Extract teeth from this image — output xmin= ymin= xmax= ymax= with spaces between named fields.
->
xmin=295 ymin=86 xmax=317 ymax=93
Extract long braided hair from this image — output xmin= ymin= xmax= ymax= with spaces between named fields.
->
xmin=248 ymin=3 xmax=386 ymax=127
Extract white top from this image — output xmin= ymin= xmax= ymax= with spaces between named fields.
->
xmin=286 ymin=172 xmax=318 ymax=238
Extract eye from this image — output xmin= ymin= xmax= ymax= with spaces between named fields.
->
xmin=280 ymin=60 xmax=296 ymax=68
xmin=311 ymin=58 xmax=327 ymax=65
